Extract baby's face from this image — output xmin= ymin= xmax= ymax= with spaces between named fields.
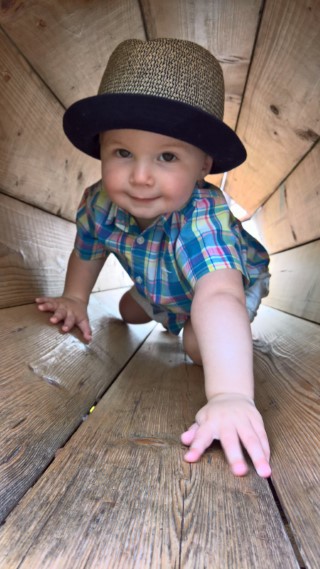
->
xmin=100 ymin=129 xmax=213 ymax=230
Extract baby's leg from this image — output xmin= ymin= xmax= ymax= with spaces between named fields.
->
xmin=119 ymin=290 xmax=152 ymax=324
xmin=183 ymin=319 xmax=202 ymax=366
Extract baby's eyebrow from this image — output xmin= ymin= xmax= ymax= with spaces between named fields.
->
xmin=157 ymin=145 xmax=185 ymax=154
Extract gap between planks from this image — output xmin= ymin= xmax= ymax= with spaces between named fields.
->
xmin=0 ymin=318 xmax=301 ymax=569
xmin=0 ymin=288 xmax=154 ymax=523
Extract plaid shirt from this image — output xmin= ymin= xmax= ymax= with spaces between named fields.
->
xmin=75 ymin=180 xmax=269 ymax=334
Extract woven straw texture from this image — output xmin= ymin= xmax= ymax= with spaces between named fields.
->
xmin=98 ymin=39 xmax=224 ymax=119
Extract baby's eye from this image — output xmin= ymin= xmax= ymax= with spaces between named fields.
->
xmin=116 ymin=148 xmax=131 ymax=158
xmin=160 ymin=152 xmax=177 ymax=162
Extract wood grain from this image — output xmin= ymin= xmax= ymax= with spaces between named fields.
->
xmin=140 ymin=0 xmax=263 ymax=189
xmin=249 ymin=142 xmax=320 ymax=254
xmin=262 ymin=240 xmax=320 ymax=323
xmin=0 ymin=28 xmax=100 ymax=220
xmin=252 ymin=306 xmax=320 ymax=569
xmin=0 ymin=289 xmax=154 ymax=522
xmin=226 ymin=0 xmax=320 ymax=214
xmin=0 ymin=0 xmax=145 ymax=108
xmin=0 ymin=192 xmax=132 ymax=309
xmin=0 ymin=327 xmax=299 ymax=568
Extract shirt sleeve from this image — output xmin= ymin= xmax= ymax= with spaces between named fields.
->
xmin=175 ymin=192 xmax=250 ymax=288
xmin=74 ymin=183 xmax=109 ymax=261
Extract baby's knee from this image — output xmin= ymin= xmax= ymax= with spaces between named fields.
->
xmin=183 ymin=320 xmax=202 ymax=366
xmin=119 ymin=290 xmax=151 ymax=324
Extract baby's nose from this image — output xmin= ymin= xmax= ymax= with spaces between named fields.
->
xmin=129 ymin=160 xmax=154 ymax=186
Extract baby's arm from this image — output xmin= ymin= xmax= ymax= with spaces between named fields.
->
xmin=181 ymin=269 xmax=271 ymax=478
xmin=36 ymin=250 xmax=106 ymax=341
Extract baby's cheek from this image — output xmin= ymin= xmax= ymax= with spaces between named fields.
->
xmin=101 ymin=170 xmax=122 ymax=196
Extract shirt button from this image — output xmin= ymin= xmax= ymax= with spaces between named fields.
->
xmin=135 ymin=276 xmax=143 ymax=284
xmin=136 ymin=236 xmax=145 ymax=245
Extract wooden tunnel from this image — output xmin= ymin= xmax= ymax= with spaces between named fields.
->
xmin=0 ymin=1 xmax=319 ymax=568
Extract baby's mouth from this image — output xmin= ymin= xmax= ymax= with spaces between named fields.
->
xmin=130 ymin=195 xmax=159 ymax=202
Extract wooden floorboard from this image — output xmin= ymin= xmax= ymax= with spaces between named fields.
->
xmin=252 ymin=306 xmax=320 ymax=569
xmin=0 ymin=324 xmax=299 ymax=569
xmin=0 ymin=288 xmax=154 ymax=523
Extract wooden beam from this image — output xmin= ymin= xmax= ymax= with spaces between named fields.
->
xmin=263 ymin=240 xmax=320 ymax=323
xmin=0 ymin=193 xmax=132 ymax=309
xmin=0 ymin=325 xmax=299 ymax=568
xmin=250 ymin=142 xmax=320 ymax=254
xmin=0 ymin=289 xmax=154 ymax=522
xmin=0 ymin=28 xmax=100 ymax=220
xmin=0 ymin=0 xmax=145 ymax=108
xmin=226 ymin=0 xmax=320 ymax=214
xmin=252 ymin=306 xmax=320 ymax=569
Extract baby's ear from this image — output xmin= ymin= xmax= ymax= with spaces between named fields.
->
xmin=201 ymin=154 xmax=213 ymax=177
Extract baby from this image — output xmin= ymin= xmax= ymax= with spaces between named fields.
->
xmin=36 ymin=39 xmax=271 ymax=478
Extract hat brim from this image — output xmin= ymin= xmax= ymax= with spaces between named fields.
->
xmin=63 ymin=93 xmax=246 ymax=174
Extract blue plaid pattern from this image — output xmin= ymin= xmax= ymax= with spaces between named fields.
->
xmin=75 ymin=180 xmax=269 ymax=334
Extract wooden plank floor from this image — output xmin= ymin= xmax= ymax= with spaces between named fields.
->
xmin=0 ymin=296 xmax=319 ymax=568
xmin=0 ymin=288 xmax=154 ymax=522
xmin=252 ymin=307 xmax=320 ymax=569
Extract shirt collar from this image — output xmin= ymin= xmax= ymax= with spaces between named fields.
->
xmin=103 ymin=201 xmax=135 ymax=233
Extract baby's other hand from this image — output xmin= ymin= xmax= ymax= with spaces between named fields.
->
xmin=35 ymin=295 xmax=92 ymax=341
xmin=181 ymin=393 xmax=271 ymax=478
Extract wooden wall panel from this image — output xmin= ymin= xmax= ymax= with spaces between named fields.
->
xmin=139 ymin=0 xmax=262 ymax=188
xmin=0 ymin=0 xmax=145 ymax=108
xmin=226 ymin=0 xmax=320 ymax=215
xmin=0 ymin=28 xmax=100 ymax=220
xmin=0 ymin=193 xmax=132 ymax=309
xmin=263 ymin=240 xmax=320 ymax=323
xmin=251 ymin=142 xmax=320 ymax=254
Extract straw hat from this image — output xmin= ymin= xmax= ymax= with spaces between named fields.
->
xmin=63 ymin=38 xmax=246 ymax=174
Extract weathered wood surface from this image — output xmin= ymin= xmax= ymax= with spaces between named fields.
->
xmin=0 ymin=0 xmax=145 ymax=108
xmin=1 ymin=0 xmax=320 ymax=215
xmin=140 ymin=0 xmax=262 ymax=189
xmin=0 ymin=289 xmax=153 ymax=522
xmin=0 ymin=28 xmax=100 ymax=220
xmin=0 ymin=192 xmax=132 ymax=309
xmin=0 ymin=324 xmax=300 ymax=569
xmin=262 ymin=240 xmax=320 ymax=324
xmin=250 ymin=142 xmax=320 ymax=254
xmin=227 ymin=0 xmax=320 ymax=215
xmin=252 ymin=306 xmax=320 ymax=569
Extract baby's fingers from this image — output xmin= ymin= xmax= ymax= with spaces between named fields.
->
xmin=238 ymin=424 xmax=271 ymax=478
xmin=77 ymin=318 xmax=92 ymax=342
xmin=220 ymin=426 xmax=248 ymax=476
xmin=183 ymin=423 xmax=215 ymax=463
xmin=60 ymin=310 xmax=76 ymax=333
xmin=36 ymin=297 xmax=57 ymax=313
xmin=49 ymin=306 xmax=68 ymax=325
xmin=181 ymin=423 xmax=198 ymax=446
xmin=251 ymin=420 xmax=271 ymax=462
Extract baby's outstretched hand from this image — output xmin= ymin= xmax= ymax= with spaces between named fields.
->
xmin=181 ymin=393 xmax=271 ymax=478
xmin=35 ymin=295 xmax=92 ymax=341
